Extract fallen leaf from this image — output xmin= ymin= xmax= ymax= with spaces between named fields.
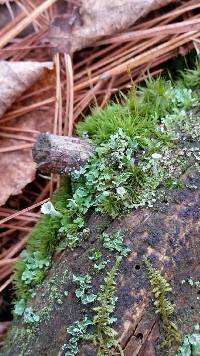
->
xmin=48 ymin=0 xmax=173 ymax=54
xmin=0 ymin=60 xmax=53 ymax=118
xmin=0 ymin=69 xmax=55 ymax=206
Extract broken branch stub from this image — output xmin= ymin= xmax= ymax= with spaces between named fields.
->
xmin=32 ymin=133 xmax=94 ymax=175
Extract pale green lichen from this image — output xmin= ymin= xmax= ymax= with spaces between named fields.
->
xmin=73 ymin=274 xmax=97 ymax=305
xmin=176 ymin=325 xmax=200 ymax=356
xmin=64 ymin=316 xmax=93 ymax=356
xmin=101 ymin=231 xmax=130 ymax=257
xmin=14 ymin=299 xmax=39 ymax=324
xmin=10 ymin=65 xmax=200 ymax=355
xmin=181 ymin=278 xmax=200 ymax=288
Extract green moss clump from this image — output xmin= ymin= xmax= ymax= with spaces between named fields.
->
xmin=76 ymin=75 xmax=198 ymax=145
xmin=76 ymin=78 xmax=173 ymax=145
xmin=180 ymin=61 xmax=200 ymax=89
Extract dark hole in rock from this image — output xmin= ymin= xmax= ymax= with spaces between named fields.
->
xmin=135 ymin=264 xmax=141 ymax=270
xmin=191 ymin=306 xmax=194 ymax=310
xmin=197 ymin=290 xmax=200 ymax=295
xmin=136 ymin=333 xmax=143 ymax=340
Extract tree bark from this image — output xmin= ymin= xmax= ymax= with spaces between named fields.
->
xmin=32 ymin=133 xmax=94 ymax=175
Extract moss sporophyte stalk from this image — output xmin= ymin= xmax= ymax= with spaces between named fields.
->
xmin=11 ymin=65 xmax=200 ymax=353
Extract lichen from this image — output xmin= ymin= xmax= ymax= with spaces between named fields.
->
xmin=176 ymin=325 xmax=200 ymax=356
xmin=62 ymin=257 xmax=122 ymax=356
xmin=63 ymin=316 xmax=93 ymax=356
xmin=9 ymin=64 xmax=200 ymax=355
xmin=73 ymin=274 xmax=97 ymax=305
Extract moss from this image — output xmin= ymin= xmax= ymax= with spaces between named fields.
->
xmin=14 ymin=68 xmax=200 ymax=305
xmin=145 ymin=259 xmax=182 ymax=350
xmin=91 ymin=256 xmax=122 ymax=355
xmin=13 ymin=178 xmax=70 ymax=301
xmin=9 ymin=63 xmax=200 ymax=355
xmin=76 ymin=77 xmax=172 ymax=145
xmin=179 ymin=61 xmax=200 ymax=89
xmin=63 ymin=257 xmax=122 ymax=356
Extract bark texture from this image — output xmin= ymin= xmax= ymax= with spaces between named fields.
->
xmin=3 ymin=167 xmax=200 ymax=356
xmin=32 ymin=133 xmax=94 ymax=175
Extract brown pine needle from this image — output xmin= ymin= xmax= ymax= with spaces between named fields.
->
xmin=99 ymin=18 xmax=200 ymax=44
xmin=0 ymin=127 xmax=40 ymax=135
xmin=1 ymin=97 xmax=55 ymax=124
xmin=0 ymin=0 xmax=57 ymax=48
xmin=54 ymin=52 xmax=61 ymax=135
xmin=0 ymin=278 xmax=12 ymax=293
xmin=0 ymin=132 xmax=36 ymax=142
xmin=0 ymin=258 xmax=18 ymax=266
xmin=0 ymin=199 xmax=48 ymax=225
xmin=74 ymin=30 xmax=200 ymax=91
xmin=64 ymin=53 xmax=74 ymax=136
xmin=0 ymin=143 xmax=33 ymax=153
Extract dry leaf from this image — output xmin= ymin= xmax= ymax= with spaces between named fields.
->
xmin=0 ymin=61 xmax=53 ymax=118
xmin=0 ymin=70 xmax=55 ymax=206
xmin=0 ymin=112 xmax=52 ymax=206
xmin=49 ymin=0 xmax=173 ymax=54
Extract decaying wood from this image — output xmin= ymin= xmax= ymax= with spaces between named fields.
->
xmin=4 ymin=127 xmax=200 ymax=355
xmin=3 ymin=165 xmax=200 ymax=355
xmin=32 ymin=133 xmax=94 ymax=175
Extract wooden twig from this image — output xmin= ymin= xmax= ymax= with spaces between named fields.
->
xmin=32 ymin=133 xmax=94 ymax=175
